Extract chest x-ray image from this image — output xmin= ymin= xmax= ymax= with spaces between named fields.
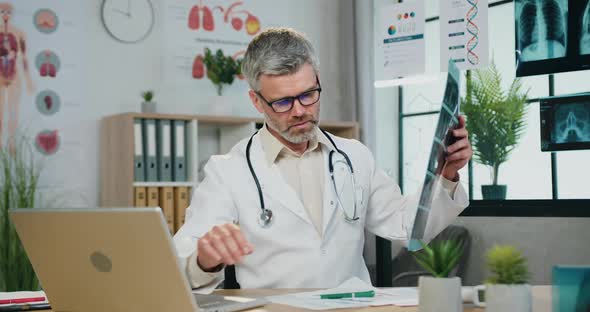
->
xmin=516 ymin=0 xmax=568 ymax=62
xmin=540 ymin=94 xmax=590 ymax=151
xmin=408 ymin=60 xmax=461 ymax=251
xmin=515 ymin=0 xmax=590 ymax=76
xmin=581 ymin=1 xmax=590 ymax=54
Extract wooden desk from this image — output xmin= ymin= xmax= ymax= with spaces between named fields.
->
xmin=42 ymin=286 xmax=551 ymax=312
xmin=214 ymin=289 xmax=483 ymax=312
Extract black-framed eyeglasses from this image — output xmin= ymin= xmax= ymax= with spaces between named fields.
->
xmin=256 ymin=77 xmax=322 ymax=113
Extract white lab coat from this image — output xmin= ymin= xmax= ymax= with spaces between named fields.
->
xmin=173 ymin=132 xmax=468 ymax=291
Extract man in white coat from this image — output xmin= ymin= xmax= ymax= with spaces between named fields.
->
xmin=174 ymin=27 xmax=473 ymax=291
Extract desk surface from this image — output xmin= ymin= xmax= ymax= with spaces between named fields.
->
xmin=42 ymin=286 xmax=551 ymax=312
xmin=215 ymin=289 xmax=483 ymax=312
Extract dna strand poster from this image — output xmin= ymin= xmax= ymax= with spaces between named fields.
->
xmin=440 ymin=0 xmax=489 ymax=71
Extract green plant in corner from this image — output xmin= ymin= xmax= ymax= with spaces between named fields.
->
xmin=0 ymin=138 xmax=41 ymax=291
xmin=412 ymin=240 xmax=464 ymax=278
xmin=461 ymin=61 xmax=529 ymax=199
xmin=203 ymin=48 xmax=242 ymax=96
xmin=485 ymin=245 xmax=529 ymax=284
xmin=141 ymin=90 xmax=154 ymax=102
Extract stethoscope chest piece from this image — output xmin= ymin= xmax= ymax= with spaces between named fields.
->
xmin=258 ymin=208 xmax=273 ymax=228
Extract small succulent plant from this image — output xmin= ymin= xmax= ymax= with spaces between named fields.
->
xmin=412 ymin=240 xmax=464 ymax=278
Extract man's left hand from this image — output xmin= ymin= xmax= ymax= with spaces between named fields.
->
xmin=442 ymin=115 xmax=473 ymax=181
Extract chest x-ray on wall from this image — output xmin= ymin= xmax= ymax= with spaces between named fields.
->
xmin=515 ymin=0 xmax=590 ymax=76
xmin=516 ymin=0 xmax=567 ymax=62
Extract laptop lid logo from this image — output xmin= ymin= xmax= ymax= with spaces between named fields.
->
xmin=90 ymin=251 xmax=112 ymax=272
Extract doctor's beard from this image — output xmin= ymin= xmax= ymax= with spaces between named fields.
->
xmin=263 ymin=111 xmax=319 ymax=144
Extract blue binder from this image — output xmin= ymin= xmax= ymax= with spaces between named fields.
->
xmin=172 ymin=120 xmax=187 ymax=182
xmin=142 ymin=119 xmax=158 ymax=182
xmin=157 ymin=120 xmax=173 ymax=182
xmin=133 ymin=119 xmax=145 ymax=181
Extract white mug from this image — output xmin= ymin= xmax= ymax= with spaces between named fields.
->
xmin=462 ymin=285 xmax=486 ymax=307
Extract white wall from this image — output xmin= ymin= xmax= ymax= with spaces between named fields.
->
xmin=456 ymin=217 xmax=590 ymax=285
xmin=31 ymin=0 xmax=357 ymax=208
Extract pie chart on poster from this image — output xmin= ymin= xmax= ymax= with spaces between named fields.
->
xmin=388 ymin=25 xmax=396 ymax=35
xmin=35 ymin=130 xmax=60 ymax=155
xmin=36 ymin=90 xmax=61 ymax=115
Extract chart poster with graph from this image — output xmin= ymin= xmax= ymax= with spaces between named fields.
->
xmin=515 ymin=0 xmax=590 ymax=77
xmin=440 ymin=0 xmax=489 ymax=71
xmin=378 ymin=0 xmax=425 ymax=79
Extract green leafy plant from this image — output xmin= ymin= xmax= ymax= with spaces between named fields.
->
xmin=203 ymin=48 xmax=242 ymax=96
xmin=141 ymin=90 xmax=154 ymax=102
xmin=412 ymin=240 xmax=464 ymax=278
xmin=461 ymin=61 xmax=529 ymax=185
xmin=0 ymin=139 xmax=41 ymax=291
xmin=485 ymin=245 xmax=529 ymax=284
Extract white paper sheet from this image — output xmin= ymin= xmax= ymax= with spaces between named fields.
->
xmin=267 ymin=277 xmax=418 ymax=310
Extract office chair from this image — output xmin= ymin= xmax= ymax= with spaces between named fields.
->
xmin=223 ymin=265 xmax=241 ymax=289
xmin=391 ymin=225 xmax=471 ymax=287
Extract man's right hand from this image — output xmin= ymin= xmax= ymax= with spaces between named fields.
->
xmin=196 ymin=223 xmax=254 ymax=272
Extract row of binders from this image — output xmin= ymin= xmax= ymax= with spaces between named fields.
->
xmin=134 ymin=186 xmax=191 ymax=234
xmin=134 ymin=119 xmax=189 ymax=182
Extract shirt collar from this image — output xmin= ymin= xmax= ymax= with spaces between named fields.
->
xmin=259 ymin=124 xmax=334 ymax=166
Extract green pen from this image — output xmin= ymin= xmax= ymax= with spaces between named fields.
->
xmin=319 ymin=290 xmax=375 ymax=299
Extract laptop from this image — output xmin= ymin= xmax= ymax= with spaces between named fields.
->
xmin=10 ymin=208 xmax=267 ymax=312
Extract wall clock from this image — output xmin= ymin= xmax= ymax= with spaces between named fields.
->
xmin=101 ymin=0 xmax=154 ymax=43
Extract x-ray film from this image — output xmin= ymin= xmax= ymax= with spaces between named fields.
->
xmin=408 ymin=60 xmax=461 ymax=251
xmin=540 ymin=93 xmax=590 ymax=151
xmin=515 ymin=0 xmax=590 ymax=76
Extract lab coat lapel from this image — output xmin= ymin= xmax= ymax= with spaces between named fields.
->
xmin=249 ymin=135 xmax=313 ymax=226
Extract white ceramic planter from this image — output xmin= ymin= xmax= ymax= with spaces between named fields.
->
xmin=485 ymin=284 xmax=532 ymax=312
xmin=418 ymin=276 xmax=462 ymax=312
xmin=141 ymin=101 xmax=156 ymax=113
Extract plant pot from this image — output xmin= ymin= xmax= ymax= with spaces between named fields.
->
xmin=418 ymin=276 xmax=462 ymax=312
xmin=485 ymin=284 xmax=532 ymax=312
xmin=481 ymin=184 xmax=507 ymax=200
xmin=141 ymin=101 xmax=156 ymax=113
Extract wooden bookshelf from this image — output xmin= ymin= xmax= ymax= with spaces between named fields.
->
xmin=99 ymin=112 xmax=359 ymax=211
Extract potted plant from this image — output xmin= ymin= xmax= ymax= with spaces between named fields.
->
xmin=141 ymin=90 xmax=156 ymax=113
xmin=461 ymin=61 xmax=529 ymax=199
xmin=485 ymin=245 xmax=531 ymax=312
xmin=412 ymin=240 xmax=465 ymax=312
xmin=0 ymin=140 xmax=41 ymax=291
xmin=203 ymin=48 xmax=242 ymax=96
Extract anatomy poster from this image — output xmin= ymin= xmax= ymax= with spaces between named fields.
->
xmin=377 ymin=0 xmax=425 ymax=79
xmin=440 ymin=0 xmax=489 ymax=71
xmin=164 ymin=0 xmax=284 ymax=92
xmin=0 ymin=1 xmax=84 ymax=159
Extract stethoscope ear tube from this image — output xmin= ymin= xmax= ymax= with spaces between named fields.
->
xmin=246 ymin=131 xmax=267 ymax=226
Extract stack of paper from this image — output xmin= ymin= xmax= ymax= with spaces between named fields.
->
xmin=267 ymin=277 xmax=418 ymax=310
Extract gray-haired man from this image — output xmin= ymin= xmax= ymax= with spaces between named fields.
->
xmin=173 ymin=27 xmax=472 ymax=291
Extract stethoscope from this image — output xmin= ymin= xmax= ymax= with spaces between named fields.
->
xmin=246 ymin=128 xmax=360 ymax=228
